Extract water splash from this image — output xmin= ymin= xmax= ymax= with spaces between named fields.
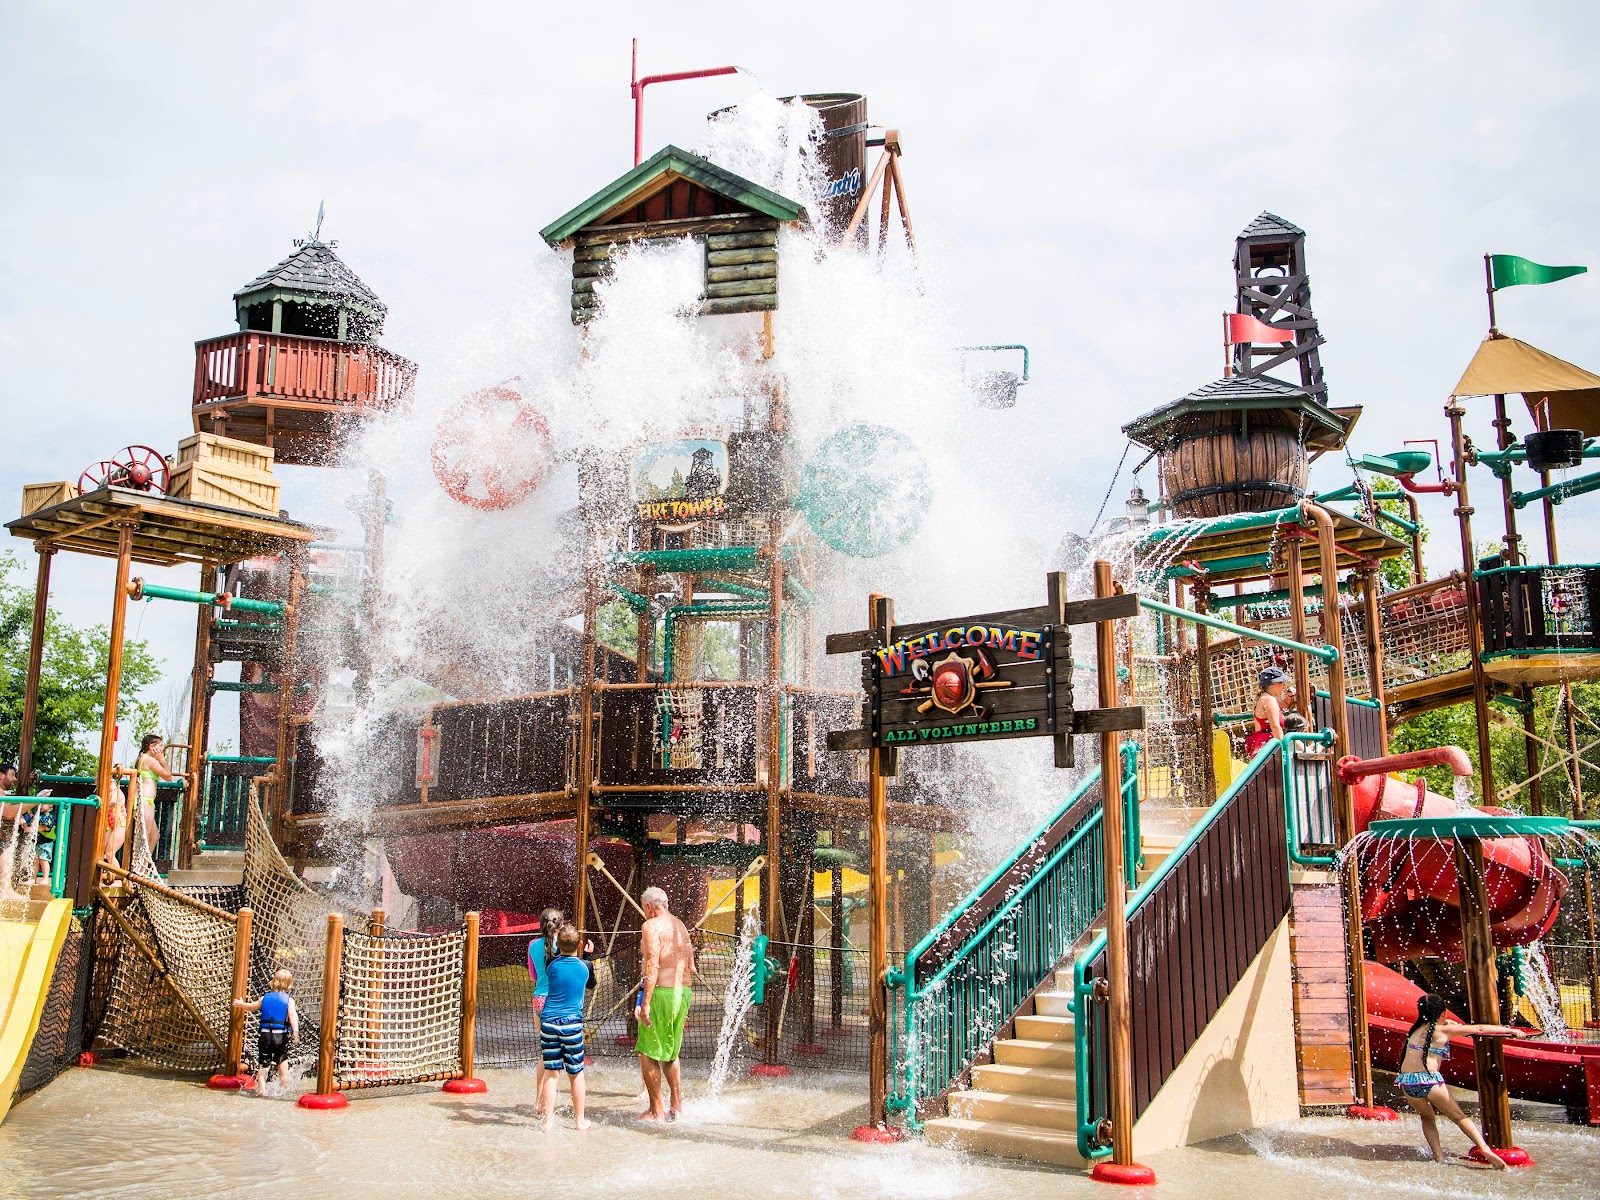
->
xmin=1520 ymin=940 xmax=1570 ymax=1040
xmin=706 ymin=910 xmax=761 ymax=1098
xmin=1452 ymin=775 xmax=1475 ymax=813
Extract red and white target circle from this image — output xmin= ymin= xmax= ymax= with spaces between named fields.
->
xmin=430 ymin=385 xmax=554 ymax=510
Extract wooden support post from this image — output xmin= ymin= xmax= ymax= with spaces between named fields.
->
xmin=271 ymin=551 xmax=305 ymax=843
xmin=1492 ymin=394 xmax=1523 ymax=567
xmin=850 ymin=594 xmax=897 ymax=1141
xmin=209 ymin=907 xmax=254 ymax=1089
xmin=830 ymin=818 xmax=845 ymax=1033
xmin=1447 ymin=401 xmax=1499 ymax=804
xmin=1455 ymin=837 xmax=1523 ymax=1159
xmin=761 ymin=510 xmax=786 ymax=1069
xmin=298 ymin=913 xmax=348 ymax=1109
xmin=1360 ymin=567 xmax=1388 ymax=749
xmin=1301 ymin=503 xmax=1376 ymax=1114
xmin=1521 ymin=687 xmax=1543 ymax=816
xmin=366 ymin=908 xmax=384 ymax=1062
xmin=180 ymin=561 xmax=216 ymax=869
xmin=1193 ymin=589 xmax=1217 ymax=802
xmin=572 ymin=550 xmax=600 ymax=930
xmin=1090 ymin=559 xmax=1151 ymax=1182
xmin=443 ymin=911 xmax=488 ymax=1093
xmin=16 ymin=545 xmax=53 ymax=793
xmin=93 ymin=523 xmax=136 ymax=873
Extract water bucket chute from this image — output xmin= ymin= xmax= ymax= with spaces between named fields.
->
xmin=794 ymin=424 xmax=930 ymax=557
xmin=431 ymin=385 xmax=553 ymax=510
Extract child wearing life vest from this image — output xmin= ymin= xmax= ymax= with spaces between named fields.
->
xmin=235 ymin=969 xmax=299 ymax=1095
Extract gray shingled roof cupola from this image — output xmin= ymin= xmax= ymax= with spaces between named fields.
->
xmin=233 ymin=239 xmax=387 ymax=344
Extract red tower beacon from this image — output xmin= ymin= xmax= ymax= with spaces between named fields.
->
xmin=192 ymin=230 xmax=416 ymax=465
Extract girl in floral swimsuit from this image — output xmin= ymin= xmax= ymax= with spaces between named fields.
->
xmin=1395 ymin=992 xmax=1519 ymax=1168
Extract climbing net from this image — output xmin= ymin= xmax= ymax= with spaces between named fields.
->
xmin=333 ymin=925 xmax=464 ymax=1089
xmin=12 ymin=912 xmax=92 ymax=1102
xmin=654 ymin=689 xmax=705 ymax=770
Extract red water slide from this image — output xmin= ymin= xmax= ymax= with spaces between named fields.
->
xmin=1338 ymin=751 xmax=1568 ymax=961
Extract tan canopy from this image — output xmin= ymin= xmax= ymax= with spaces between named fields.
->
xmin=1451 ymin=333 xmax=1600 ymax=435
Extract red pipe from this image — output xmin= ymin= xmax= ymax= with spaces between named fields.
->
xmin=1337 ymin=746 xmax=1474 ymax=785
xmin=630 ymin=39 xmax=740 ymax=165
xmin=1393 ymin=473 xmax=1456 ymax=496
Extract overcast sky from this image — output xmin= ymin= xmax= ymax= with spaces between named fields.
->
xmin=5 ymin=1 xmax=1600 ymax=726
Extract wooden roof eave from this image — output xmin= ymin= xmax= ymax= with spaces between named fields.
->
xmin=1123 ymin=394 xmax=1350 ymax=450
xmin=540 ymin=145 xmax=807 ymax=246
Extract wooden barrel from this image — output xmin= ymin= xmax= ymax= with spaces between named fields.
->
xmin=1159 ymin=410 xmax=1307 ymax=519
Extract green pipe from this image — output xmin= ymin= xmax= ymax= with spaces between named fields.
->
xmin=1474 ymin=562 xmax=1600 ymax=579
xmin=1512 ymin=468 xmax=1600 ymax=510
xmin=784 ymin=574 xmax=816 ymax=608
xmin=1314 ymin=689 xmax=1380 ymax=710
xmin=1475 ymin=441 xmax=1600 ymax=473
xmin=660 ymin=603 xmax=769 ymax=684
xmin=1204 ymin=583 xmax=1353 ymax=610
xmin=206 ymin=755 xmax=277 ymax=764
xmin=608 ymin=546 xmax=799 ymax=573
xmin=1161 ymin=552 xmax=1275 ymax=579
xmin=699 ymin=579 xmax=768 ymax=601
xmin=137 ymin=582 xmax=286 ymax=616
xmin=1139 ymin=506 xmax=1300 ymax=546
xmin=605 ymin=582 xmax=653 ymax=614
xmin=1213 ymin=711 xmax=1255 ymax=726
xmin=1139 ymin=596 xmax=1339 ymax=663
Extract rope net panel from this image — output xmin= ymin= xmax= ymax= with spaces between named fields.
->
xmin=11 ymin=912 xmax=91 ymax=1105
xmin=334 ymin=925 xmax=464 ymax=1089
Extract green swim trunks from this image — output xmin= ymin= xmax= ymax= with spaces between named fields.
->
xmin=635 ymin=986 xmax=692 ymax=1062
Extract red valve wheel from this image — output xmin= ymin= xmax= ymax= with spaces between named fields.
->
xmin=79 ymin=446 xmax=170 ymax=495
xmin=431 ymin=386 xmax=554 ymax=511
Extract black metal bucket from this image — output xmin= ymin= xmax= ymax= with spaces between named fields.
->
xmin=1524 ymin=429 xmax=1585 ymax=472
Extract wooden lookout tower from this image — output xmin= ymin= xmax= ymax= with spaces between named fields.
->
xmin=192 ymin=236 xmax=417 ymax=465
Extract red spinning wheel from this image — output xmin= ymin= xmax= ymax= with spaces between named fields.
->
xmin=79 ymin=446 xmax=170 ymax=495
xmin=431 ymin=385 xmax=554 ymax=510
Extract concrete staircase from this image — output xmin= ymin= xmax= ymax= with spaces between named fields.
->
xmin=921 ymin=832 xmax=1185 ymax=1168
xmin=165 ymin=850 xmax=244 ymax=888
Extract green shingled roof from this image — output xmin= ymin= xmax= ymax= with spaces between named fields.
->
xmin=540 ymin=145 xmax=807 ymax=245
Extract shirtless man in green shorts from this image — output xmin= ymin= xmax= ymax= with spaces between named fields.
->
xmin=634 ymin=886 xmax=695 ymax=1120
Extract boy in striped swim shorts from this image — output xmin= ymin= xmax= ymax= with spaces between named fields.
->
xmin=538 ymin=923 xmax=595 ymax=1131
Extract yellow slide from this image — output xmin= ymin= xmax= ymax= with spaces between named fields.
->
xmin=0 ymin=898 xmax=72 ymax=1123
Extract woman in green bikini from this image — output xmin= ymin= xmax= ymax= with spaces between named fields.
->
xmin=132 ymin=734 xmax=173 ymax=862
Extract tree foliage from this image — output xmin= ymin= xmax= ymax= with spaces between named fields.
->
xmin=0 ymin=551 xmax=163 ymax=776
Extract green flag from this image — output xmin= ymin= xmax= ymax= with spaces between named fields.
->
xmin=1490 ymin=254 xmax=1587 ymax=289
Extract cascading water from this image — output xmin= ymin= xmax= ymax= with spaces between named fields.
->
xmin=706 ymin=910 xmax=762 ymax=1098
xmin=1518 ymin=941 xmax=1570 ymax=1040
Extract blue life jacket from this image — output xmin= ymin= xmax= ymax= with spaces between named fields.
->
xmin=261 ymin=990 xmax=291 ymax=1033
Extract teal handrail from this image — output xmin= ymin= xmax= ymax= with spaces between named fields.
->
xmin=1121 ymin=741 xmax=1142 ymax=883
xmin=888 ymin=748 xmax=1138 ymax=1127
xmin=1139 ymin=596 xmax=1340 ymax=664
xmin=1314 ymin=688 xmax=1380 ymax=709
xmin=1282 ymin=730 xmax=1338 ymax=867
xmin=1073 ymin=737 xmax=1282 ymax=1158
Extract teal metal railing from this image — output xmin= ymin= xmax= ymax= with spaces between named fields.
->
xmin=886 ymin=746 xmax=1139 ymax=1126
xmin=198 ymin=756 xmax=276 ymax=850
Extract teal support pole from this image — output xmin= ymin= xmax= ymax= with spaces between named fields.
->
xmin=134 ymin=581 xmax=284 ymax=616
xmin=1138 ymin=596 xmax=1340 ymax=663
xmin=605 ymin=582 xmax=653 ymax=614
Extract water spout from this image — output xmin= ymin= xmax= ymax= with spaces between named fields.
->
xmin=1336 ymin=746 xmax=1474 ymax=784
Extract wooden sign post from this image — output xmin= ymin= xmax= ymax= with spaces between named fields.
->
xmin=826 ymin=572 xmax=1143 ymax=1141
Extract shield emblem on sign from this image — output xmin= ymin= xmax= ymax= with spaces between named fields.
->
xmin=929 ymin=653 xmax=976 ymax=715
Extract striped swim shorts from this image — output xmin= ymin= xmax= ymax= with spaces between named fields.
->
xmin=539 ymin=1016 xmax=585 ymax=1075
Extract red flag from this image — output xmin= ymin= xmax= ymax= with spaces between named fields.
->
xmin=1225 ymin=313 xmax=1295 ymax=345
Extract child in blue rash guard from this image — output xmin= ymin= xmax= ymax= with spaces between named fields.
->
xmin=234 ymin=969 xmax=299 ymax=1095
xmin=538 ymin=924 xmax=595 ymax=1131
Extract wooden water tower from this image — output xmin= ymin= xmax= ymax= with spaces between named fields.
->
xmin=192 ymin=235 xmax=417 ymax=465
xmin=1123 ymin=214 xmax=1359 ymax=518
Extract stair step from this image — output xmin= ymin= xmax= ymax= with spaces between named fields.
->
xmin=994 ymin=1037 xmax=1075 ymax=1069
xmin=971 ymin=1060 xmax=1077 ymax=1098
xmin=924 ymin=1115 xmax=1088 ymax=1168
xmin=1014 ymin=1012 xmax=1074 ymax=1042
xmin=1034 ymin=989 xmax=1073 ymax=1017
xmin=948 ymin=1087 xmax=1079 ymax=1131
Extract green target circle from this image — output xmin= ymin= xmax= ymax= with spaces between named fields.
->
xmin=796 ymin=424 xmax=932 ymax=558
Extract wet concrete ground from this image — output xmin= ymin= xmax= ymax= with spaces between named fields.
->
xmin=1 ymin=1063 xmax=1593 ymax=1199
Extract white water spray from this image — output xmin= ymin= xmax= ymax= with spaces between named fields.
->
xmin=707 ymin=910 xmax=762 ymax=1098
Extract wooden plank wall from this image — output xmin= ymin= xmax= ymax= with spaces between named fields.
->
xmin=1288 ymin=881 xmax=1356 ymax=1107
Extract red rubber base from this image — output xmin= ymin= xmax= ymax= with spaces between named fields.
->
xmin=78 ymin=1051 xmax=99 ymax=1068
xmin=207 ymin=1073 xmax=254 ymax=1091
xmin=615 ymin=1034 xmax=635 ymax=1046
xmin=794 ymin=1043 xmax=828 ymax=1056
xmin=442 ymin=1077 xmax=488 ymax=1094
xmin=297 ymin=1092 xmax=349 ymax=1110
xmin=1346 ymin=1104 xmax=1400 ymax=1121
xmin=1090 ymin=1161 xmax=1157 ymax=1186
xmin=1468 ymin=1146 xmax=1533 ymax=1168
xmin=750 ymin=1063 xmax=791 ymax=1078
xmin=850 ymin=1123 xmax=904 ymax=1143
xmin=822 ymin=1027 xmax=852 ymax=1039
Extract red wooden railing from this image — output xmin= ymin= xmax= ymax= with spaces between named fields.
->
xmin=193 ymin=331 xmax=417 ymax=411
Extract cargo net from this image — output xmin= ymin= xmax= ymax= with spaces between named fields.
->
xmin=11 ymin=912 xmax=92 ymax=1105
xmin=89 ymin=792 xmax=359 ymax=1075
xmin=474 ymin=925 xmax=873 ymax=1072
xmin=333 ymin=925 xmax=465 ymax=1090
